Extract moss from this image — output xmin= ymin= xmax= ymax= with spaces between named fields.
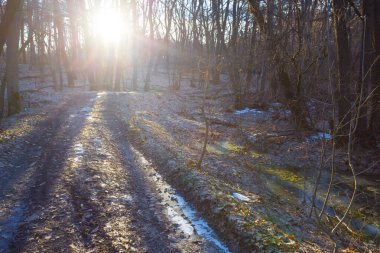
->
xmin=246 ymin=150 xmax=261 ymax=157
xmin=206 ymin=144 xmax=225 ymax=155
xmin=264 ymin=167 xmax=303 ymax=183
xmin=364 ymin=186 xmax=380 ymax=195
xmin=129 ymin=126 xmax=141 ymax=132
xmin=222 ymin=140 xmax=244 ymax=152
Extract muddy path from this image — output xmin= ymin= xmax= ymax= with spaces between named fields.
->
xmin=0 ymin=92 xmax=229 ymax=253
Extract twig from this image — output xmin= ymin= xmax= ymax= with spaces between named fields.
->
xmin=197 ymin=68 xmax=209 ymax=170
xmin=331 ymin=83 xmax=359 ymax=234
xmin=319 ymin=133 xmax=335 ymax=219
xmin=309 ymin=135 xmax=326 ymax=217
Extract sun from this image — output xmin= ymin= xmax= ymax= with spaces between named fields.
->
xmin=92 ymin=8 xmax=126 ymax=44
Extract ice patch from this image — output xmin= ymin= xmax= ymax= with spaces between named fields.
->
xmin=120 ymin=195 xmax=133 ymax=202
xmin=97 ymin=92 xmax=106 ymax=98
xmin=80 ymin=106 xmax=92 ymax=113
xmin=309 ymin=132 xmax=332 ymax=141
xmin=232 ymin=192 xmax=250 ymax=201
xmin=74 ymin=144 xmax=84 ymax=155
xmin=138 ymin=156 xmax=151 ymax=166
xmin=109 ymin=195 xmax=133 ymax=203
xmin=271 ymin=102 xmax=283 ymax=108
xmin=132 ymin=147 xmax=230 ymax=252
xmin=234 ymin=108 xmax=263 ymax=115
xmin=173 ymin=195 xmax=231 ymax=252
xmin=92 ymin=138 xmax=102 ymax=146
xmin=167 ymin=206 xmax=195 ymax=235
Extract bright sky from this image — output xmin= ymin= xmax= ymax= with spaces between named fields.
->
xmin=92 ymin=7 xmax=128 ymax=44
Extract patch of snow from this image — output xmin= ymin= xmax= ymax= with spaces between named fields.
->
xmin=232 ymin=192 xmax=250 ymax=202
xmin=167 ymin=206 xmax=195 ymax=235
xmin=120 ymin=195 xmax=133 ymax=202
xmin=131 ymin=147 xmax=230 ymax=252
xmin=108 ymin=195 xmax=133 ymax=203
xmin=173 ymin=194 xmax=231 ymax=252
xmin=23 ymin=108 xmax=31 ymax=113
xmin=80 ymin=106 xmax=92 ymax=113
xmin=308 ymin=132 xmax=332 ymax=142
xmin=138 ymin=156 xmax=151 ymax=166
xmin=92 ymin=138 xmax=102 ymax=146
xmin=74 ymin=144 xmax=84 ymax=155
xmin=271 ymin=102 xmax=283 ymax=108
xmin=234 ymin=108 xmax=263 ymax=115
xmin=97 ymin=91 xmax=107 ymax=98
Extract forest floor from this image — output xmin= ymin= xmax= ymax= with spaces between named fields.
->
xmin=0 ymin=67 xmax=379 ymax=252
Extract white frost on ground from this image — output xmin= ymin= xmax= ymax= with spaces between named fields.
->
xmin=234 ymin=108 xmax=263 ymax=115
xmin=231 ymin=192 xmax=250 ymax=202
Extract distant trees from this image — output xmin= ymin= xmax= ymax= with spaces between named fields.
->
xmin=0 ymin=0 xmax=378 ymax=149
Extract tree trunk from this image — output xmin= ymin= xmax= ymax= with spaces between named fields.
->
xmin=332 ymin=0 xmax=352 ymax=143
xmin=370 ymin=1 xmax=380 ymax=141
xmin=132 ymin=0 xmax=138 ymax=90
xmin=0 ymin=77 xmax=6 ymax=118
xmin=0 ymin=0 xmax=23 ymax=57
xmin=6 ymin=3 xmax=23 ymax=116
xmin=144 ymin=0 xmax=154 ymax=91
xmin=356 ymin=0 xmax=380 ymax=147
xmin=229 ymin=0 xmax=242 ymax=109
xmin=67 ymin=0 xmax=79 ymax=87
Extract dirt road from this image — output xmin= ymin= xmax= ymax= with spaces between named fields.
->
xmin=0 ymin=92 xmax=229 ymax=253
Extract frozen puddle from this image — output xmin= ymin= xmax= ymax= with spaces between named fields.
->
xmin=80 ymin=106 xmax=92 ymax=113
xmin=133 ymin=148 xmax=230 ymax=252
xmin=308 ymin=132 xmax=332 ymax=142
xmin=232 ymin=192 xmax=250 ymax=202
xmin=74 ymin=143 xmax=84 ymax=155
xmin=234 ymin=108 xmax=263 ymax=115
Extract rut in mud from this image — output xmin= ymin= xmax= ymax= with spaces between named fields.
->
xmin=0 ymin=92 xmax=229 ymax=253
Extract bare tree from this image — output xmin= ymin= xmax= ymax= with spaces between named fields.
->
xmin=6 ymin=0 xmax=23 ymax=116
